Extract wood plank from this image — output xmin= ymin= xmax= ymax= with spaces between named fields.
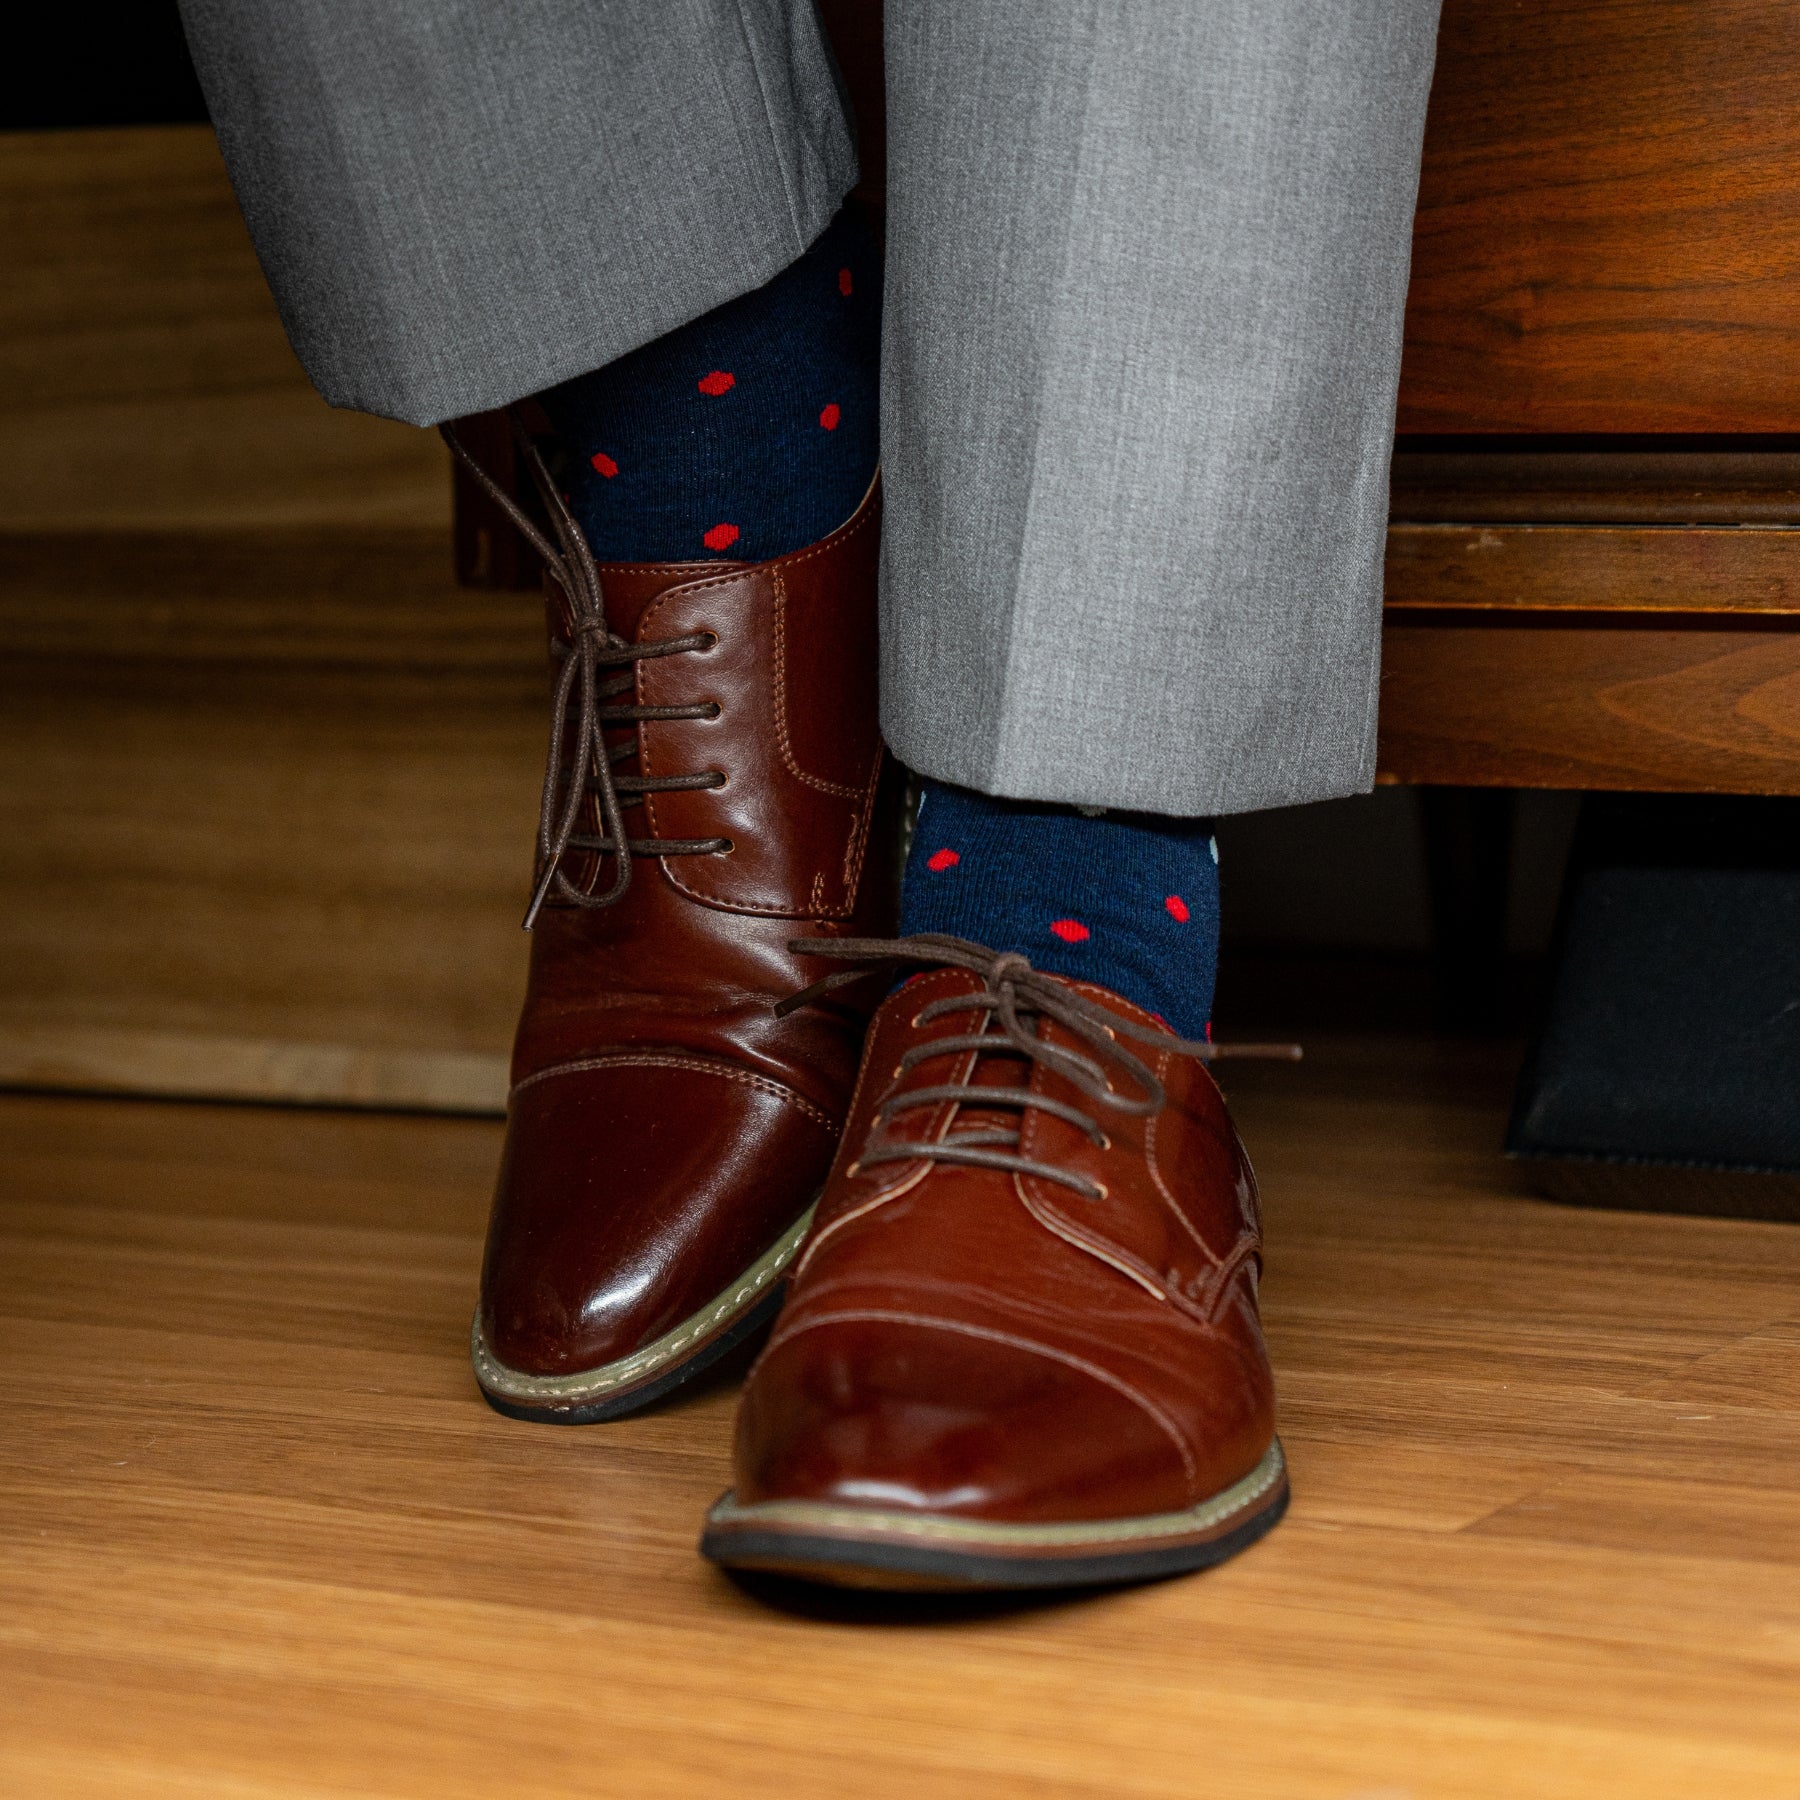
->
xmin=1386 ymin=523 xmax=1800 ymax=615
xmin=1398 ymin=0 xmax=1800 ymax=432
xmin=0 ymin=530 xmax=544 ymax=1105
xmin=1469 ymin=1469 xmax=1800 ymax=1564
xmin=0 ymin=527 xmax=538 ymax=664
xmin=0 ymin=124 xmax=447 ymax=529
xmin=1376 ymin=621 xmax=1800 ymax=790
xmin=0 ymin=1022 xmax=506 ymax=1114
xmin=1390 ymin=445 xmax=1800 ymax=526
xmin=4 ymin=1042 xmax=1800 ymax=1797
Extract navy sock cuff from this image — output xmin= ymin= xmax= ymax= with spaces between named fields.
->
xmin=898 ymin=779 xmax=1222 ymax=1039
xmin=538 ymin=207 xmax=881 ymax=565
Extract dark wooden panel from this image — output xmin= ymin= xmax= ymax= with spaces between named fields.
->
xmin=1391 ymin=444 xmax=1800 ymax=525
xmin=1398 ymin=0 xmax=1800 ymax=433
xmin=1377 ymin=621 xmax=1800 ymax=790
xmin=817 ymin=0 xmax=887 ymax=210
xmin=0 ymin=528 xmax=527 ymax=663
xmin=1385 ymin=524 xmax=1800 ymax=616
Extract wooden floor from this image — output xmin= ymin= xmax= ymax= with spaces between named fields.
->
xmin=5 ymin=1042 xmax=1800 ymax=1799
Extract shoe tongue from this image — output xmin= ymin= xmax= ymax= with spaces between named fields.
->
xmin=588 ymin=558 xmax=750 ymax=639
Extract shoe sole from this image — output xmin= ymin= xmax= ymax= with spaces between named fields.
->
xmin=699 ymin=1437 xmax=1289 ymax=1590
xmin=470 ymin=1203 xmax=816 ymax=1425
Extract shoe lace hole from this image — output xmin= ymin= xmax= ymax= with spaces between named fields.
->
xmin=707 ymin=769 xmax=727 ymax=789
xmin=703 ymin=701 xmax=722 ymax=720
xmin=698 ymin=631 xmax=719 ymax=651
xmin=715 ymin=839 xmax=735 ymax=855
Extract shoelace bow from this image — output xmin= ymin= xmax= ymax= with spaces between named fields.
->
xmin=442 ymin=412 xmax=731 ymax=927
xmin=778 ymin=934 xmax=1299 ymax=1200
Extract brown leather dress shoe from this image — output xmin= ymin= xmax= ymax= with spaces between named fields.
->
xmin=701 ymin=935 xmax=1290 ymax=1588
xmin=446 ymin=427 xmax=896 ymax=1423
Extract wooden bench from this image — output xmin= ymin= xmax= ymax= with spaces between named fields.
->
xmin=1382 ymin=0 xmax=1800 ymax=795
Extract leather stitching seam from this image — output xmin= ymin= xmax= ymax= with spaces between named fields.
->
xmin=472 ymin=1202 xmax=816 ymax=1402
xmin=1201 ymin=1233 xmax=1264 ymax=1326
xmin=790 ymin=983 xmax=977 ymax=1280
xmin=764 ymin=1306 xmax=1201 ymax=1487
xmin=1015 ymin=1032 xmax=1226 ymax=1327
xmin=1013 ymin=1181 xmax=1172 ymax=1307
xmin=635 ymin=491 xmax=878 ymax=920
xmin=510 ymin=1053 xmax=837 ymax=1132
xmin=839 ymin=743 xmax=883 ymax=903
xmin=772 ymin=566 xmax=865 ymax=800
xmin=1142 ymin=1062 xmax=1230 ymax=1269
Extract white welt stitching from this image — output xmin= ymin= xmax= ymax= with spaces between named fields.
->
xmin=708 ymin=1440 xmax=1286 ymax=1547
xmin=473 ymin=1204 xmax=817 ymax=1401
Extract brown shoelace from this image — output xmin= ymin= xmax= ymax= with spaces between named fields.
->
xmin=442 ymin=413 xmax=731 ymax=926
xmin=779 ymin=934 xmax=1299 ymax=1200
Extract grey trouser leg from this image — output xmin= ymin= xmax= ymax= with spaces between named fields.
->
xmin=177 ymin=0 xmax=857 ymax=424
xmin=880 ymin=0 xmax=1442 ymax=815
xmin=180 ymin=0 xmax=1441 ymax=816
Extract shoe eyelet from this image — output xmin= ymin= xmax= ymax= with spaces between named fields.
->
xmin=697 ymin=631 xmax=719 ymax=652
xmin=715 ymin=839 xmax=735 ymax=855
xmin=1095 ymin=1132 xmax=1113 ymax=1152
xmin=1087 ymin=1181 xmax=1110 ymax=1202
xmin=891 ymin=1062 xmax=905 ymax=1080
xmin=702 ymin=701 xmax=723 ymax=720
xmin=706 ymin=768 xmax=728 ymax=790
xmin=845 ymin=1160 xmax=863 ymax=1178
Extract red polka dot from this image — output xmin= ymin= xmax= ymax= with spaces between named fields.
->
xmin=1049 ymin=919 xmax=1090 ymax=944
xmin=703 ymin=523 xmax=740 ymax=552
xmin=838 ymin=268 xmax=853 ymax=297
xmin=926 ymin=848 xmax=959 ymax=872
xmin=697 ymin=370 xmax=735 ymax=396
xmin=589 ymin=451 xmax=618 ymax=478
xmin=819 ymin=402 xmax=841 ymax=431
xmin=1165 ymin=894 xmax=1190 ymax=922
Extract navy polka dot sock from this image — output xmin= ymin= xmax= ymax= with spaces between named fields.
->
xmin=899 ymin=779 xmax=1222 ymax=1040
xmin=536 ymin=207 xmax=880 ymax=564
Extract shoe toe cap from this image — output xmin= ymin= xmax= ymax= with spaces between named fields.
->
xmin=733 ymin=1315 xmax=1199 ymax=1522
xmin=479 ymin=1059 xmax=837 ymax=1377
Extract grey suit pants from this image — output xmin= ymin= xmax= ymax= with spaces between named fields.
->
xmin=179 ymin=0 xmax=1442 ymax=816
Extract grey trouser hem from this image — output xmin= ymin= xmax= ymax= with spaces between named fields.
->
xmin=878 ymin=0 xmax=1440 ymax=817
xmin=178 ymin=0 xmax=858 ymax=425
xmin=179 ymin=0 xmax=1442 ymax=816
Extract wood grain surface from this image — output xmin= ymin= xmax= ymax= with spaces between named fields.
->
xmin=0 ymin=528 xmax=542 ymax=1108
xmin=0 ymin=126 xmax=447 ymax=530
xmin=1386 ymin=523 xmax=1800 ymax=615
xmin=0 ymin=123 xmax=532 ymax=1109
xmin=1398 ymin=0 xmax=1800 ymax=432
xmin=1390 ymin=445 xmax=1800 ymax=525
xmin=1378 ymin=620 xmax=1800 ymax=790
xmin=5 ymin=1046 xmax=1799 ymax=1797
